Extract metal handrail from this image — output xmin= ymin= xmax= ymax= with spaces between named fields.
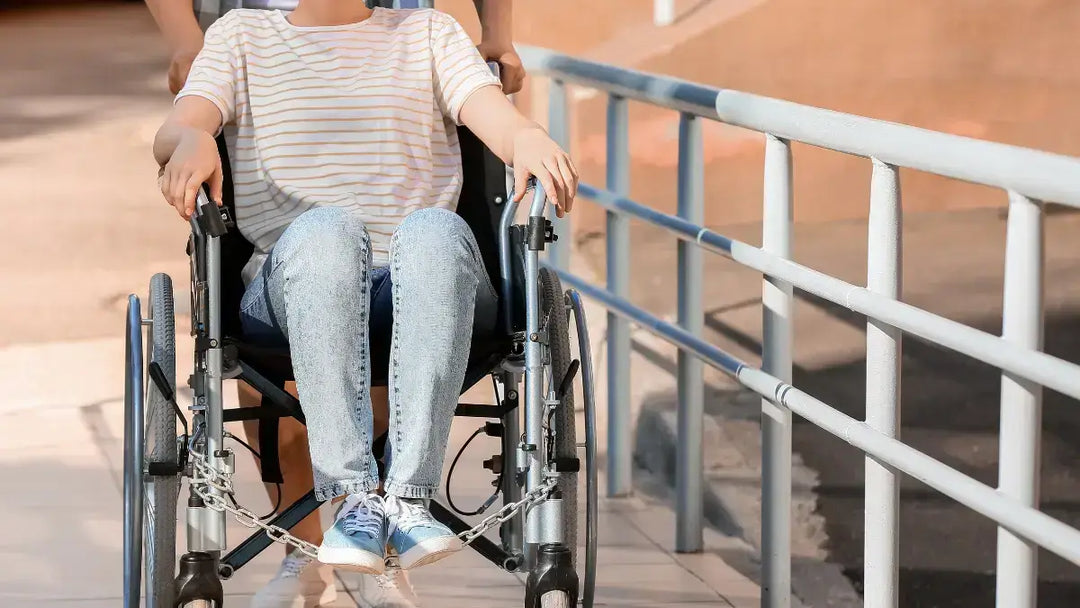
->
xmin=520 ymin=45 xmax=1080 ymax=208
xmin=577 ymin=183 xmax=1080 ymax=400
xmin=520 ymin=44 xmax=1080 ymax=608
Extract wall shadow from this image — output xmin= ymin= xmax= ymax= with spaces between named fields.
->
xmin=634 ymin=294 xmax=1080 ymax=607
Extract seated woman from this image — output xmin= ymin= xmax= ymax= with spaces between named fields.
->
xmin=153 ymin=0 xmax=577 ymax=574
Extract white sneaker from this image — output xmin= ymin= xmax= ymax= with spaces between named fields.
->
xmin=346 ymin=568 xmax=420 ymax=608
xmin=251 ymin=549 xmax=338 ymax=608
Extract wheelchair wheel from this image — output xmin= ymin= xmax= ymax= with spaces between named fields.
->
xmin=145 ymin=273 xmax=179 ymax=608
xmin=539 ymin=267 xmax=578 ymax=564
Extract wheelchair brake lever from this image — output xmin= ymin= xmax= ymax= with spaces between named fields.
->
xmin=557 ymin=359 xmax=580 ymax=401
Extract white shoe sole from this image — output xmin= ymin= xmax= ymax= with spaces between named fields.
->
xmin=397 ymin=536 xmax=463 ymax=570
xmin=317 ymin=546 xmax=385 ymax=575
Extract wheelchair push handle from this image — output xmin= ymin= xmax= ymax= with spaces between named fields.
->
xmin=191 ymin=186 xmax=233 ymax=238
xmin=507 ymin=176 xmax=549 ymax=218
xmin=527 ymin=179 xmax=549 ymax=218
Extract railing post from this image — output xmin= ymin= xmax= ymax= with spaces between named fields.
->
xmin=761 ymin=134 xmax=793 ymax=608
xmin=654 ymin=0 xmax=675 ymax=26
xmin=548 ymin=78 xmax=571 ymax=271
xmin=864 ymin=159 xmax=902 ymax=608
xmin=675 ymin=113 xmax=705 ymax=553
xmin=606 ymin=94 xmax=632 ymax=497
xmin=995 ymin=191 xmax=1045 ymax=608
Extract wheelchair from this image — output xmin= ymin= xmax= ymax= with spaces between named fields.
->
xmin=121 ymin=125 xmax=598 ymax=607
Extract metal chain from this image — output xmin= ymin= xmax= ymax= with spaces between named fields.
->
xmin=188 ymin=450 xmax=557 ymax=559
xmin=190 ymin=452 xmax=321 ymax=559
xmin=457 ymin=478 xmax=557 ymax=546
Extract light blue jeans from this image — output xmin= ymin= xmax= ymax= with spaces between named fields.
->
xmin=238 ymin=206 xmax=498 ymax=501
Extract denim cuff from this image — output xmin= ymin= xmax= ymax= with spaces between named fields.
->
xmin=383 ymin=479 xmax=437 ymax=499
xmin=315 ymin=477 xmax=380 ymax=502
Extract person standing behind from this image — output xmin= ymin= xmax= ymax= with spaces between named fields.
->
xmin=142 ymin=1 xmax=525 ymax=607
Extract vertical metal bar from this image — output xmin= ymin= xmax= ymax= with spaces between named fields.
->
xmin=548 ymin=79 xmax=571 ymax=271
xmin=499 ymin=371 xmax=524 ymax=556
xmin=606 ymin=94 xmax=632 ymax=497
xmin=123 ymin=296 xmax=144 ymax=608
xmin=864 ymin=159 xmax=902 ymax=608
xmin=524 ymin=187 xmax=549 ymax=547
xmin=204 ymin=228 xmax=227 ymax=551
xmin=675 ymin=113 xmax=705 ymax=553
xmin=761 ymin=134 xmax=793 ymax=608
xmin=654 ymin=0 xmax=675 ymax=26
xmin=995 ymin=191 xmax=1045 ymax=608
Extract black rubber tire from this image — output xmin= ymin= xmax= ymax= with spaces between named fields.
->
xmin=539 ymin=267 xmax=578 ymax=567
xmin=145 ymin=273 xmax=179 ymax=608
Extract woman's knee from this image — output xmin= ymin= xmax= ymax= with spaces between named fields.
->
xmin=391 ymin=207 xmax=479 ymax=269
xmin=276 ymin=206 xmax=371 ymax=270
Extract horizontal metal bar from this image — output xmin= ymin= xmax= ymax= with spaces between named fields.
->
xmin=221 ymin=490 xmax=321 ymax=573
xmin=548 ymin=266 xmax=1080 ymax=567
xmin=518 ymin=46 xmax=720 ymax=117
xmin=713 ymin=92 xmax=1080 ymax=208
xmin=575 ymin=183 xmax=1080 ymax=401
xmin=221 ymin=406 xmax=279 ymax=423
xmin=519 ymin=46 xmax=1080 ymax=207
xmin=454 ymin=402 xmax=515 ymax=418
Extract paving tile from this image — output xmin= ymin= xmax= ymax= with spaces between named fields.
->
xmin=0 ymin=506 xmax=122 ymax=601
xmin=7 ymin=598 xmax=122 ymax=608
xmin=593 ymin=562 xmax=725 ymax=605
xmin=0 ymin=445 xmax=120 ymax=507
xmin=409 ymin=577 xmax=526 ymax=608
xmin=592 ymin=544 xmax=672 ymax=566
xmin=617 ymin=501 xmax=758 ymax=604
xmin=0 ymin=407 xmax=98 ymax=451
xmin=1 ymin=356 xmax=758 ymax=607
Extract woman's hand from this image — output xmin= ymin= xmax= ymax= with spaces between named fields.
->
xmin=511 ymin=126 xmax=578 ymax=218
xmin=158 ymin=128 xmax=223 ymax=220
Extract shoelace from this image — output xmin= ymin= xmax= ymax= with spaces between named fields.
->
xmin=276 ymin=551 xmax=312 ymax=579
xmin=337 ymin=493 xmax=387 ymax=538
xmin=385 ymin=495 xmax=429 ymax=536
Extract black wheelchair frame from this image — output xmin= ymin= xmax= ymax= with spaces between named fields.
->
xmin=122 ymin=125 xmax=598 ymax=607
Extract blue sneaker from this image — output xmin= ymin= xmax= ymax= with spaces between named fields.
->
xmin=317 ymin=493 xmax=388 ymax=574
xmin=386 ymin=496 xmax=463 ymax=570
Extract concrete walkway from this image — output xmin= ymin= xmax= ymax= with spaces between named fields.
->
xmin=0 ymin=377 xmax=758 ymax=607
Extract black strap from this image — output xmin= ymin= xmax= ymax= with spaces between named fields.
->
xmin=259 ymin=395 xmax=284 ymax=484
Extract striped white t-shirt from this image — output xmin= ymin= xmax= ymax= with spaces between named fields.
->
xmin=177 ymin=7 xmax=501 ymax=282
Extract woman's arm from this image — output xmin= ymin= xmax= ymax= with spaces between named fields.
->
xmin=144 ymin=0 xmax=206 ymax=94
xmin=459 ymin=86 xmax=578 ymax=217
xmin=472 ymin=0 xmax=525 ymax=94
xmin=153 ymin=97 xmax=225 ymax=219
